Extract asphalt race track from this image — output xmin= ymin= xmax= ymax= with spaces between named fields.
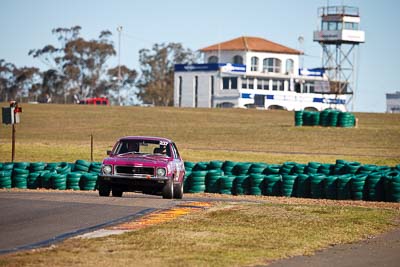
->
xmin=0 ymin=191 xmax=182 ymax=254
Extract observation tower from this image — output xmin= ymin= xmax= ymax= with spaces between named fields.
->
xmin=313 ymin=5 xmax=365 ymax=110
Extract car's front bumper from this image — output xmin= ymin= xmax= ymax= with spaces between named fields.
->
xmin=99 ymin=174 xmax=170 ymax=182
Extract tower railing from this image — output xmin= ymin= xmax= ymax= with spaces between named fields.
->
xmin=318 ymin=6 xmax=359 ymax=17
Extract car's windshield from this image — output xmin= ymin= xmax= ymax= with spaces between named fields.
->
xmin=114 ymin=139 xmax=171 ymax=157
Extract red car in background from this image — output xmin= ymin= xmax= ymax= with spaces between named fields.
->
xmin=79 ymin=97 xmax=109 ymax=105
xmin=98 ymin=136 xmax=185 ymax=199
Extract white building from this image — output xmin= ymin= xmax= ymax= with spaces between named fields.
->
xmin=386 ymin=91 xmax=400 ymax=113
xmin=174 ymin=36 xmax=348 ymax=111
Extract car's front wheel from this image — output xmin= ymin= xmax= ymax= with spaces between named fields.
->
xmin=173 ymin=182 xmax=183 ymax=199
xmin=162 ymin=179 xmax=174 ymax=199
xmin=98 ymin=181 xmax=111 ymax=197
xmin=112 ymin=188 xmax=123 ymax=197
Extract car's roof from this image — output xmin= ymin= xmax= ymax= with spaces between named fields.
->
xmin=118 ymin=136 xmax=173 ymax=143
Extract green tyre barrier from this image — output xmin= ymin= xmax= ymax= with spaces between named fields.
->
xmin=51 ymin=173 xmax=67 ymax=190
xmin=191 ymin=171 xmax=208 ymax=178
xmin=29 ymin=162 xmax=46 ymax=172
xmin=337 ymin=174 xmax=352 ymax=200
xmin=232 ymin=175 xmax=248 ymax=195
xmin=357 ymin=164 xmax=376 ymax=174
xmin=205 ymin=170 xmax=222 ymax=193
xmin=67 ymin=172 xmax=82 ymax=190
xmin=293 ymin=164 xmax=307 ymax=174
xmin=294 ymin=110 xmax=303 ymax=126
xmin=323 ymin=176 xmax=338 ymax=199
xmin=263 ymin=174 xmax=281 ymax=196
xmin=40 ymin=171 xmax=53 ymax=189
xmin=219 ymin=175 xmax=235 ymax=195
xmin=233 ymin=163 xmax=251 ymax=176
xmin=56 ymin=162 xmax=72 ymax=175
xmin=193 ymin=162 xmax=208 ymax=171
xmin=13 ymin=168 xmax=29 ymax=175
xmin=249 ymin=173 xmax=264 ymax=196
xmin=281 ymin=174 xmax=297 ymax=197
xmin=12 ymin=175 xmax=28 ymax=189
xmin=80 ymin=173 xmax=98 ymax=191
xmin=184 ymin=161 xmax=195 ymax=169
xmin=45 ymin=162 xmax=60 ymax=171
xmin=310 ymin=174 xmax=325 ymax=199
xmin=263 ymin=165 xmax=280 ymax=175
xmin=384 ymin=172 xmax=400 ymax=202
xmin=27 ymin=172 xmax=41 ymax=189
xmin=351 ymin=174 xmax=367 ymax=200
xmin=208 ymin=160 xmax=223 ymax=170
xmin=14 ymin=162 xmax=30 ymax=169
xmin=0 ymin=176 xmax=12 ymax=188
xmin=295 ymin=174 xmax=310 ymax=198
xmin=365 ymin=172 xmax=384 ymax=201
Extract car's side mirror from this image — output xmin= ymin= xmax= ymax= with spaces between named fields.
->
xmin=107 ymin=150 xmax=112 ymax=156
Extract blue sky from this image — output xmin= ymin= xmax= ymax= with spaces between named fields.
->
xmin=0 ymin=0 xmax=399 ymax=112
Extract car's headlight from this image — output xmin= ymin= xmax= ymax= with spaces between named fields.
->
xmin=102 ymin=165 xmax=112 ymax=174
xmin=156 ymin=168 xmax=166 ymax=177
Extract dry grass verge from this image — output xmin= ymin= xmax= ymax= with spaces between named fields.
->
xmin=0 ymin=197 xmax=398 ymax=267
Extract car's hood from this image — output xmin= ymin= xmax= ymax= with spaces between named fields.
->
xmin=103 ymin=154 xmax=169 ymax=167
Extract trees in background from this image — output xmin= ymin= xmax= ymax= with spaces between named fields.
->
xmin=136 ymin=43 xmax=198 ymax=106
xmin=0 ymin=27 xmax=197 ymax=106
xmin=28 ymin=26 xmax=123 ymax=103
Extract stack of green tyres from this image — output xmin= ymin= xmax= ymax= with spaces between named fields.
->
xmin=318 ymin=164 xmax=332 ymax=175
xmin=222 ymin=161 xmax=236 ymax=175
xmin=319 ymin=109 xmax=331 ymax=126
xmin=294 ymin=110 xmax=303 ymax=126
xmin=0 ymin=169 xmax=12 ymax=189
xmin=232 ymin=175 xmax=248 ymax=195
xmin=365 ymin=172 xmax=384 ymax=201
xmin=248 ymin=163 xmax=267 ymax=175
xmin=205 ymin=170 xmax=222 ymax=193
xmin=328 ymin=110 xmax=340 ymax=126
xmin=186 ymin=171 xmax=206 ymax=193
xmin=27 ymin=172 xmax=41 ymax=189
xmin=281 ymin=174 xmax=297 ymax=197
xmin=310 ymin=174 xmax=325 ymax=199
xmin=295 ymin=174 xmax=310 ymax=198
xmin=219 ymin=175 xmax=235 ymax=194
xmin=263 ymin=165 xmax=280 ymax=175
xmin=232 ymin=162 xmax=251 ymax=176
xmin=280 ymin=162 xmax=295 ymax=175
xmin=89 ymin=162 xmax=102 ymax=174
xmin=307 ymin=162 xmax=321 ymax=174
xmin=40 ymin=171 xmax=53 ymax=189
xmin=384 ymin=172 xmax=400 ymax=202
xmin=351 ymin=174 xmax=368 ymax=200
xmin=74 ymin=160 xmax=91 ymax=172
xmin=323 ymin=175 xmax=338 ymax=199
xmin=183 ymin=161 xmax=195 ymax=193
xmin=263 ymin=174 xmax=281 ymax=196
xmin=79 ymin=173 xmax=98 ymax=190
xmin=12 ymin=162 xmax=30 ymax=189
xmin=294 ymin=109 xmax=356 ymax=128
xmin=56 ymin=162 xmax=71 ymax=176
xmin=67 ymin=172 xmax=82 ymax=190
xmin=51 ymin=173 xmax=67 ymax=190
xmin=249 ymin=173 xmax=264 ymax=195
xmin=338 ymin=112 xmax=356 ymax=128
xmin=337 ymin=174 xmax=352 ymax=200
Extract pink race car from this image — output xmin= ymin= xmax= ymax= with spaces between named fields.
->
xmin=98 ymin=136 xmax=185 ymax=199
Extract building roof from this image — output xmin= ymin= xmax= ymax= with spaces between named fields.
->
xmin=200 ymin=36 xmax=302 ymax=55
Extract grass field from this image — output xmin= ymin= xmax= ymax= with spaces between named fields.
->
xmin=0 ymin=200 xmax=398 ymax=267
xmin=0 ymin=104 xmax=399 ymax=266
xmin=0 ymin=103 xmax=399 ymax=165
